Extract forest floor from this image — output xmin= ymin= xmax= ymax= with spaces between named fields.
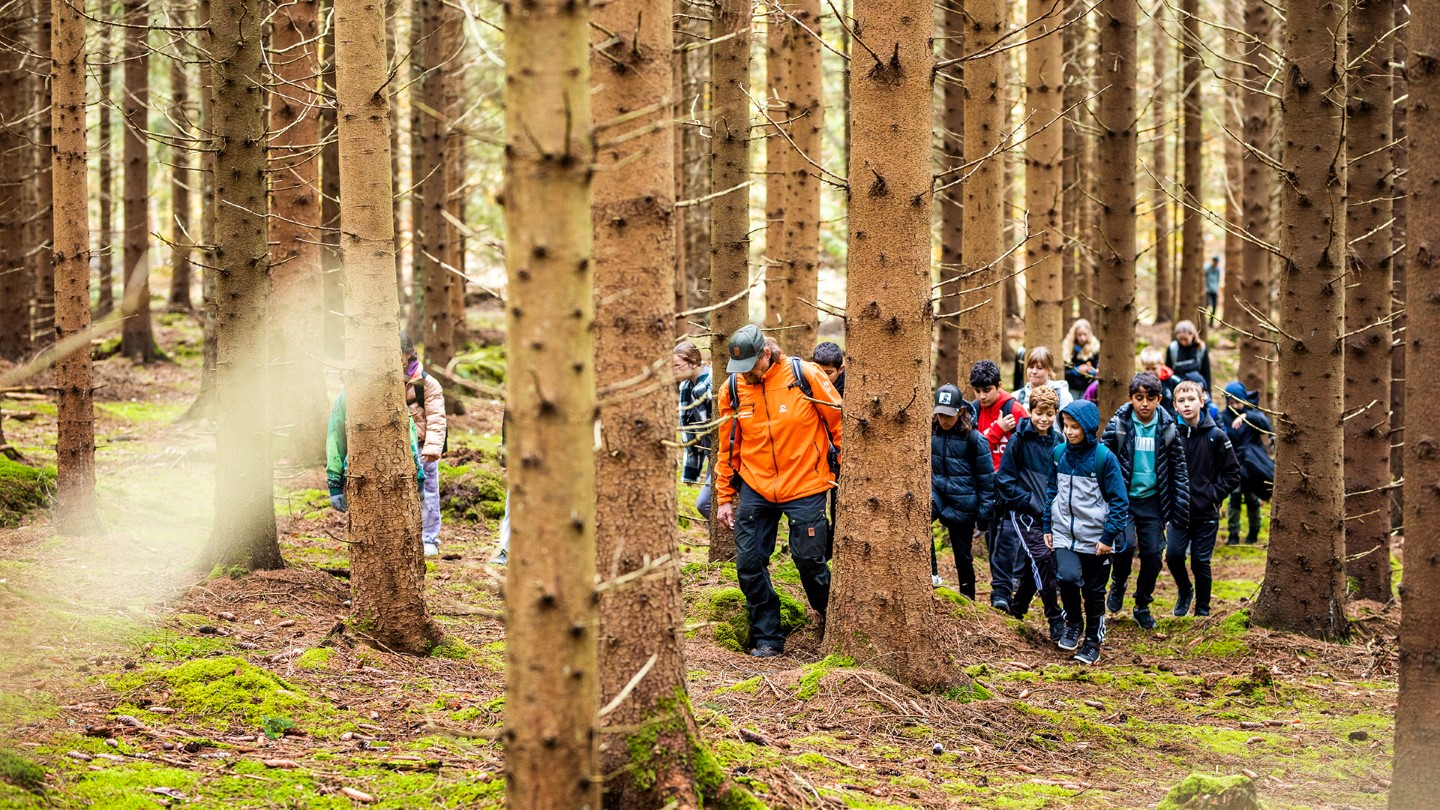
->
xmin=0 ymin=315 xmax=1400 ymax=809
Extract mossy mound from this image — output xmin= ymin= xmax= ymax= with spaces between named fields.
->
xmin=438 ymin=462 xmax=507 ymax=522
xmin=697 ymin=586 xmax=807 ymax=652
xmin=0 ymin=749 xmax=44 ymax=793
xmin=0 ymin=456 xmax=54 ymax=527
xmin=1157 ymin=774 xmax=1266 ymax=810
xmin=451 ymin=344 xmax=506 ymax=388
xmin=156 ymin=656 xmax=329 ymax=729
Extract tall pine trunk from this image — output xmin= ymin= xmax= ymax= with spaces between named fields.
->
xmin=202 ymin=0 xmax=283 ymax=572
xmin=168 ymin=35 xmax=193 ymax=313
xmin=936 ymin=1 xmax=963 ymax=387
xmin=679 ymin=5 xmax=711 ymax=334
xmin=31 ymin=0 xmax=54 ymax=351
xmin=419 ymin=0 xmax=457 ymax=368
xmin=320 ymin=15 xmax=344 ymax=361
xmin=1150 ymin=5 xmax=1173 ymax=325
xmin=51 ymin=0 xmax=98 ymax=534
xmin=120 ymin=0 xmax=154 ymax=361
xmin=1342 ymin=0 xmax=1393 ymax=602
xmin=1250 ymin=0 xmax=1348 ymax=640
xmin=1392 ymin=4 xmax=1440 ymax=797
xmin=1238 ymin=0 xmax=1272 ymax=398
xmin=1176 ymin=0 xmax=1203 ymax=331
xmin=957 ymin=0 xmax=1005 ymax=373
xmin=705 ymin=0 xmax=751 ymax=565
xmin=333 ymin=0 xmax=444 ymax=656
xmin=781 ymin=0 xmax=822 ymax=355
xmin=1095 ymin=0 xmax=1137 ymax=420
xmin=270 ymin=0 xmax=328 ymax=463
xmin=1023 ymin=0 xmax=1064 ymax=352
xmin=1221 ymin=1 xmax=1244 ymax=334
xmin=1390 ymin=12 xmax=1408 ymax=529
xmin=500 ymin=0 xmax=600 ymax=800
xmin=763 ymin=13 xmax=790 ymax=338
xmin=825 ymin=0 xmax=958 ymax=692
xmin=0 ymin=9 xmax=27 ymax=360
xmin=96 ymin=24 xmax=115 ymax=319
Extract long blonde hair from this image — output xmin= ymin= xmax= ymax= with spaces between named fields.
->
xmin=1063 ymin=319 xmax=1100 ymax=362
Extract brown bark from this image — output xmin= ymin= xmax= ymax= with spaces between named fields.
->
xmin=51 ymin=0 xmax=98 ymax=534
xmin=1221 ymin=1 xmax=1244 ymax=334
xmin=1095 ymin=0 xmax=1137 ymax=420
xmin=31 ymin=0 xmax=54 ymax=351
xmin=334 ymin=0 xmax=444 ymax=656
xmin=1023 ymin=0 xmax=1064 ymax=353
xmin=405 ymin=0 xmax=425 ymax=340
xmin=780 ymin=0 xmax=821 ymax=355
xmin=202 ymin=0 xmax=283 ymax=573
xmin=181 ymin=0 xmax=219 ymax=421
xmin=679 ymin=2 xmax=711 ymax=333
xmin=957 ymin=0 xmax=1005 ymax=374
xmin=0 ymin=10 xmax=27 ymax=360
xmin=590 ymin=4 xmax=714 ymax=806
xmin=1342 ymin=0 xmax=1394 ymax=603
xmin=1390 ymin=12 xmax=1407 ymax=529
xmin=1061 ymin=1 xmax=1090 ymax=326
xmin=321 ymin=15 xmax=344 ymax=361
xmin=826 ymin=0 xmax=957 ymax=692
xmin=1251 ymin=0 xmax=1349 ymax=640
xmin=96 ymin=23 xmax=115 ymax=319
xmin=169 ymin=20 xmax=193 ymax=312
xmin=1238 ymin=0 xmax=1272 ymax=399
xmin=763 ymin=12 xmax=790 ymax=338
xmin=1150 ymin=5 xmax=1172 ymax=325
xmin=673 ymin=0 xmax=687 ymax=327
xmin=444 ymin=45 xmax=466 ymax=351
xmin=120 ymin=0 xmax=155 ymax=362
xmin=500 ymin=0 xmax=600 ymax=799
xmin=705 ymin=0 xmax=750 ymax=564
xmin=1393 ymin=3 xmax=1440 ymax=798
xmin=419 ymin=0 xmax=458 ymax=369
xmin=936 ymin=0 xmax=963 ymax=387
xmin=270 ymin=0 xmax=329 ymax=463
xmin=1176 ymin=0 xmax=1203 ymax=332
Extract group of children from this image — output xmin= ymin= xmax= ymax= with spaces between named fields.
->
xmin=930 ymin=335 xmax=1273 ymax=666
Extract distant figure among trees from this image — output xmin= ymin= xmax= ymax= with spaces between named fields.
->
xmin=1062 ymin=319 xmax=1101 ymax=400
xmin=674 ymin=341 xmax=713 ymax=518
xmin=1165 ymin=320 xmax=1213 ymax=395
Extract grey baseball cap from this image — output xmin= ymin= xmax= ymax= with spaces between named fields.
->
xmin=933 ymin=384 xmax=963 ymax=416
xmin=726 ymin=324 xmax=766 ymax=373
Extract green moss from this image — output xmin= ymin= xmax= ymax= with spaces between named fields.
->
xmin=943 ymin=681 xmax=992 ymax=703
xmin=430 ymin=638 xmax=472 ymax=660
xmin=1157 ymin=773 xmax=1265 ymax=810
xmin=623 ymin=690 xmax=763 ymax=808
xmin=696 ymin=587 xmax=807 ymax=652
xmin=452 ymin=344 xmax=507 ymax=387
xmin=295 ymin=648 xmax=334 ymax=671
xmin=149 ymin=656 xmax=331 ymax=732
xmin=438 ymin=462 xmax=508 ymax=522
xmin=0 ymin=750 xmax=44 ymax=793
xmin=795 ymin=654 xmax=855 ymax=700
xmin=935 ymin=587 xmax=983 ymax=620
xmin=0 ymin=457 xmax=54 ymax=527
xmin=95 ymin=401 xmax=187 ymax=424
xmin=717 ymin=676 xmax=762 ymax=695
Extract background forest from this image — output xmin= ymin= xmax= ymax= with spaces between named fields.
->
xmin=0 ymin=0 xmax=1434 ymax=807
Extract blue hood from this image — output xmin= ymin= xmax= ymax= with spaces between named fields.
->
xmin=1061 ymin=400 xmax=1101 ymax=447
xmin=1223 ymin=381 xmax=1256 ymax=404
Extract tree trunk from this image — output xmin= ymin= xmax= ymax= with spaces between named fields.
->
xmin=1238 ymin=0 xmax=1272 ymax=399
xmin=405 ymin=0 xmax=425 ymax=340
xmin=1390 ymin=11 xmax=1408 ymax=530
xmin=936 ymin=1 xmax=963 ymax=387
xmin=673 ymin=0 xmax=687 ymax=328
xmin=1094 ymin=0 xmax=1137 ymax=420
xmin=270 ymin=0 xmax=329 ymax=463
xmin=1342 ymin=0 xmax=1393 ymax=603
xmin=321 ymin=15 xmax=344 ymax=361
xmin=1023 ymin=0 xmax=1064 ymax=353
xmin=1064 ymin=2 xmax=1093 ymax=327
xmin=1250 ymin=0 xmax=1349 ymax=640
xmin=1392 ymin=4 xmax=1440 ymax=798
xmin=96 ymin=23 xmax=115 ymax=319
xmin=51 ymin=0 xmax=98 ymax=534
xmin=333 ymin=0 xmax=444 ymax=656
xmin=120 ymin=0 xmax=154 ymax=362
xmin=763 ymin=12 xmax=790 ymax=339
xmin=590 ymin=5 xmax=718 ymax=806
xmin=680 ymin=4 xmax=711 ymax=334
xmin=781 ymin=0 xmax=821 ymax=355
xmin=500 ymin=0 xmax=600 ymax=800
xmin=1177 ymin=0 xmax=1203 ymax=332
xmin=1150 ymin=5 xmax=1172 ymax=325
xmin=1221 ymin=0 xmax=1244 ymax=335
xmin=825 ymin=0 xmax=959 ymax=693
xmin=444 ymin=39 xmax=466 ymax=351
xmin=202 ymin=0 xmax=283 ymax=573
xmin=0 ymin=9 xmax=27 ymax=361
xmin=181 ymin=0 xmax=219 ymax=421
xmin=419 ymin=0 xmax=456 ymax=369
xmin=705 ymin=0 xmax=751 ymax=565
xmin=31 ymin=0 xmax=54 ymax=351
xmin=168 ymin=20 xmax=193 ymax=313
xmin=956 ymin=0 xmax=1005 ymax=373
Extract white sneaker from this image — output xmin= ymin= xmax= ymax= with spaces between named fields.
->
xmin=932 ymin=574 xmax=943 ymax=587
xmin=423 ymin=541 xmax=440 ymax=557
xmin=491 ymin=549 xmax=508 ymax=566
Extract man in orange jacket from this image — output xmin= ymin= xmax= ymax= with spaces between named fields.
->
xmin=715 ymin=324 xmax=843 ymax=658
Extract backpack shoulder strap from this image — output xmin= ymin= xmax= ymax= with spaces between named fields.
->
xmin=727 ymin=372 xmax=741 ymax=462
xmin=789 ymin=356 xmax=813 ymax=399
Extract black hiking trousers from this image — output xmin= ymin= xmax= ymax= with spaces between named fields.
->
xmin=733 ymin=480 xmax=831 ymax=650
xmin=1055 ymin=547 xmax=1110 ymax=643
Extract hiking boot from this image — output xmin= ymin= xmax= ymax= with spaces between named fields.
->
xmin=749 ymin=645 xmax=784 ymax=659
xmin=932 ymin=574 xmax=943 ymax=588
xmin=991 ymin=597 xmax=1011 ymax=615
xmin=1058 ymin=624 xmax=1082 ymax=652
xmin=1244 ymin=532 xmax=1260 ymax=545
xmin=1073 ymin=641 xmax=1101 ymax=665
xmin=1133 ymin=608 xmax=1157 ymax=630
xmin=1106 ymin=588 xmax=1124 ymax=614
xmin=1048 ymin=617 xmax=1067 ymax=643
xmin=1195 ymin=606 xmax=1211 ymax=617
xmin=1173 ymin=589 xmax=1193 ymax=617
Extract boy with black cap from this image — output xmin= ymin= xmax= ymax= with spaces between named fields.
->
xmin=1222 ymin=381 xmax=1273 ymax=545
xmin=931 ymin=383 xmax=997 ymax=597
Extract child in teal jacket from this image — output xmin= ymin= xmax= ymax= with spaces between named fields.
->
xmin=326 ymin=390 xmax=425 ymax=512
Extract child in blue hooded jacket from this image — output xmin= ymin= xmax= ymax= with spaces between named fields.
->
xmin=1044 ymin=400 xmax=1129 ymax=665
xmin=931 ymin=384 xmax=997 ymax=598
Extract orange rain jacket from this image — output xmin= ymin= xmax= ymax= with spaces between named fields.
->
xmin=715 ymin=356 xmax=843 ymax=506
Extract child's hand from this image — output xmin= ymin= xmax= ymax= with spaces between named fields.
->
xmin=1096 ymin=542 xmax=1113 ymax=555
xmin=1043 ymin=533 xmax=1053 ymax=549
xmin=422 ymin=452 xmax=440 ymax=464
xmin=1232 ymin=416 xmax=1245 ymax=430
xmin=998 ymin=413 xmax=1017 ymax=431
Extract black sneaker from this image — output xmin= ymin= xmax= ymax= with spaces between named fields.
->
xmin=1048 ymin=617 xmax=1067 ymax=643
xmin=1195 ymin=606 xmax=1211 ymax=617
xmin=1058 ymin=624 xmax=1082 ymax=652
xmin=1173 ymin=589 xmax=1193 ymax=617
xmin=749 ymin=645 xmax=784 ymax=659
xmin=1133 ymin=608 xmax=1157 ymax=630
xmin=1245 ymin=533 xmax=1259 ymax=545
xmin=1106 ymin=588 xmax=1124 ymax=614
xmin=1073 ymin=641 xmax=1101 ymax=665
xmin=991 ymin=597 xmax=1011 ymax=615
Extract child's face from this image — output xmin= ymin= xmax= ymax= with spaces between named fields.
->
xmin=1175 ymin=390 xmax=1203 ymax=424
xmin=1026 ymin=364 xmax=1051 ymax=388
xmin=817 ymin=363 xmax=842 ymax=386
xmin=1062 ymin=414 xmax=1085 ymax=445
xmin=935 ymin=412 xmax=959 ymax=431
xmin=1031 ymin=405 xmax=1056 ymax=434
xmin=974 ymin=385 xmax=1000 ymax=407
xmin=1176 ymin=329 xmax=1196 ymax=346
xmin=673 ymin=355 xmax=698 ymax=380
xmin=1227 ymin=396 xmax=1247 ymax=412
xmin=1130 ymin=391 xmax=1161 ymax=422
xmin=1075 ymin=324 xmax=1091 ymax=344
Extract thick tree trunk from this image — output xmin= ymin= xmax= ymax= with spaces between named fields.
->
xmin=1392 ymin=5 xmax=1440 ymax=798
xmin=706 ymin=0 xmax=751 ymax=565
xmin=500 ymin=0 xmax=600 ymax=800
xmin=168 ymin=21 xmax=193 ymax=313
xmin=1390 ymin=13 xmax=1408 ymax=529
xmin=1177 ymin=0 xmax=1203 ymax=332
xmin=1342 ymin=0 xmax=1393 ymax=603
xmin=202 ymin=0 xmax=283 ymax=573
xmin=679 ymin=4 xmax=711 ymax=333
xmin=780 ymin=0 xmax=821 ymax=355
xmin=120 ymin=0 xmax=154 ymax=362
xmin=1150 ymin=6 xmax=1173 ymax=325
xmin=825 ymin=0 xmax=959 ymax=693
xmin=31 ymin=0 xmax=54 ymax=351
xmin=956 ymin=0 xmax=1005 ymax=373
xmin=673 ymin=0 xmax=687 ymax=327
xmin=321 ymin=16 xmax=344 ymax=361
xmin=1023 ymin=0 xmax=1064 ymax=353
xmin=96 ymin=24 xmax=115 ymax=319
xmin=1251 ymin=0 xmax=1349 ymax=640
xmin=1238 ymin=0 xmax=1273 ymax=399
xmin=182 ymin=0 xmax=219 ymax=421
xmin=419 ymin=0 xmax=457 ymax=369
xmin=936 ymin=1 xmax=963 ymax=387
xmin=1221 ymin=3 xmax=1244 ymax=335
xmin=1095 ymin=0 xmax=1137 ymax=420
xmin=333 ymin=0 xmax=444 ymax=655
xmin=0 ymin=10 xmax=27 ymax=361
xmin=590 ymin=5 xmax=717 ymax=806
xmin=270 ymin=0 xmax=329 ymax=463
xmin=51 ymin=0 xmax=98 ymax=534
xmin=763 ymin=13 xmax=790 ymax=338
xmin=405 ymin=0 xmax=425 ymax=340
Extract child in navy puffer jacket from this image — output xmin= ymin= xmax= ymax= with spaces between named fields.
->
xmin=931 ymin=384 xmax=997 ymax=599
xmin=996 ymin=385 xmax=1065 ymax=641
